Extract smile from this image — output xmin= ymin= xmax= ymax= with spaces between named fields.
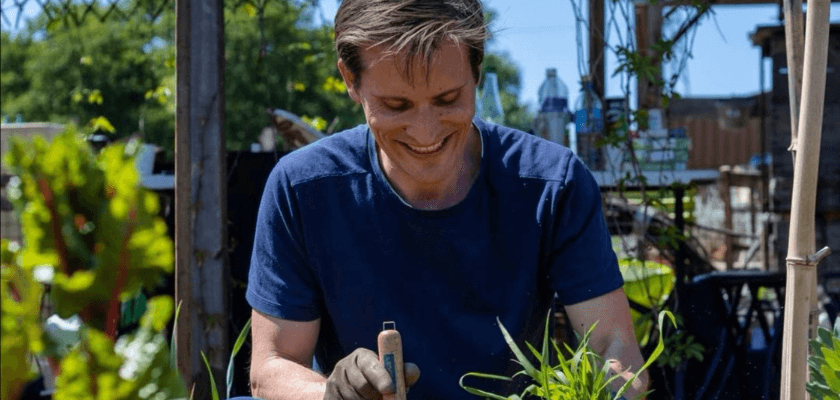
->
xmin=404 ymin=135 xmax=450 ymax=155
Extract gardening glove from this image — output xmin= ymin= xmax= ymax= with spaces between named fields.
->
xmin=324 ymin=348 xmax=420 ymax=400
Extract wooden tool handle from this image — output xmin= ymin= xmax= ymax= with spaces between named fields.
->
xmin=378 ymin=322 xmax=406 ymax=400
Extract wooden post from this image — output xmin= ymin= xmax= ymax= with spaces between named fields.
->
xmin=634 ymin=2 xmax=662 ymax=110
xmin=175 ymin=0 xmax=229 ymax=396
xmin=588 ymin=0 xmax=605 ymax=99
xmin=719 ymin=165 xmax=734 ymax=270
xmin=780 ymin=1 xmax=832 ymax=399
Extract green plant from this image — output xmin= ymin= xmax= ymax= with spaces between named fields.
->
xmin=655 ymin=330 xmax=703 ymax=369
xmin=0 ymin=125 xmax=187 ymax=399
xmin=807 ymin=318 xmax=840 ymax=400
xmin=459 ymin=310 xmax=676 ymax=400
xmin=195 ymin=314 xmax=252 ymax=400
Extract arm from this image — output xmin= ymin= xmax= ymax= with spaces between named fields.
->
xmin=564 ymin=287 xmax=648 ymax=399
xmin=249 ymin=309 xmax=327 ymax=400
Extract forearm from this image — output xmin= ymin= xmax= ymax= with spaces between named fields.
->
xmin=250 ymin=356 xmax=327 ymax=400
xmin=602 ymin=337 xmax=649 ymax=399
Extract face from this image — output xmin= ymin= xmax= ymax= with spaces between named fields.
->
xmin=338 ymin=40 xmax=479 ymax=193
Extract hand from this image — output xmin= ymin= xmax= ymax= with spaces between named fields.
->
xmin=324 ymin=348 xmax=420 ymax=400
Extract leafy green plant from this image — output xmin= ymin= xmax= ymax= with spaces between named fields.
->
xmin=0 ymin=125 xmax=187 ymax=399
xmin=619 ymin=259 xmax=703 ymax=369
xmin=620 ymin=259 xmax=674 ymax=346
xmin=460 ymin=310 xmax=676 ymax=400
xmin=807 ymin=318 xmax=840 ymax=400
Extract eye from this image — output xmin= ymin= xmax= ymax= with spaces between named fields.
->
xmin=382 ymin=99 xmax=410 ymax=111
xmin=435 ymin=92 xmax=460 ymax=106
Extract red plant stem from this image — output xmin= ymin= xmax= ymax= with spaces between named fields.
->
xmin=38 ymin=178 xmax=71 ymax=275
xmin=7 ymin=281 xmax=21 ymax=302
xmin=104 ymin=207 xmax=137 ymax=341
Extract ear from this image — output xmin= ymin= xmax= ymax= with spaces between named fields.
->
xmin=337 ymin=59 xmax=360 ymax=103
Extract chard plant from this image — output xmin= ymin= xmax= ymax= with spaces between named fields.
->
xmin=1 ymin=125 xmax=187 ymax=399
xmin=460 ymin=310 xmax=675 ymax=400
xmin=807 ymin=318 xmax=840 ymax=400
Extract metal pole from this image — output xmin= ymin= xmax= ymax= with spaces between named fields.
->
xmin=175 ymin=0 xmax=229 ymax=396
xmin=780 ymin=1 xmax=832 ymax=399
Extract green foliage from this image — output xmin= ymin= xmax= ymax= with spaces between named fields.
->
xmin=3 ymin=1 xmax=537 ymax=156
xmin=1 ymin=240 xmax=44 ymax=400
xmin=620 ymin=259 xmax=674 ymax=346
xmin=0 ymin=126 xmax=187 ymax=399
xmin=227 ymin=317 xmax=252 ymax=399
xmin=1 ymin=2 xmax=175 ymax=156
xmin=460 ymin=311 xmax=676 ymax=400
xmin=656 ymin=330 xmax=704 ymax=369
xmin=807 ymin=318 xmax=840 ymax=400
xmin=3 ymin=126 xmax=173 ymax=327
xmin=53 ymin=297 xmax=187 ymax=400
xmin=223 ymin=1 xmax=364 ymax=150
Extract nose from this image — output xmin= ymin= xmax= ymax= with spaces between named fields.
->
xmin=404 ymin=104 xmax=442 ymax=144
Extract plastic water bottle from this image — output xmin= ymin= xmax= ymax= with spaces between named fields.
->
xmin=574 ymin=75 xmax=604 ymax=170
xmin=534 ymin=68 xmax=569 ymax=146
xmin=479 ymin=70 xmax=505 ymax=125
xmin=474 ymin=87 xmax=482 ymax=120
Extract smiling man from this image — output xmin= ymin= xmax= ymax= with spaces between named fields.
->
xmin=245 ymin=1 xmax=645 ymax=400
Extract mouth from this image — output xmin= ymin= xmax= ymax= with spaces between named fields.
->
xmin=402 ymin=134 xmax=452 ymax=155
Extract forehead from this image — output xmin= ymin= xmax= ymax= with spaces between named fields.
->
xmin=359 ymin=40 xmax=471 ymax=90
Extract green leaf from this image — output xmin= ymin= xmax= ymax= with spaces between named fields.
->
xmin=227 ymin=317 xmax=252 ymax=399
xmin=496 ymin=317 xmax=539 ymax=378
xmin=820 ymin=364 xmax=840 ymax=392
xmin=140 ymin=295 xmax=174 ymax=332
xmin=458 ymin=372 xmax=513 ymax=400
xmin=202 ymin=352 xmax=220 ymax=400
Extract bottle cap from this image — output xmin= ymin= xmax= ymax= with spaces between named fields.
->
xmin=546 ymin=68 xmax=557 ymax=77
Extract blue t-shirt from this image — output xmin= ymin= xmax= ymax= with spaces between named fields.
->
xmin=246 ymin=119 xmax=623 ymax=399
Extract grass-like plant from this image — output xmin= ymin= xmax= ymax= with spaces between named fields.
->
xmin=460 ymin=310 xmax=675 ymax=400
xmin=807 ymin=317 xmax=840 ymax=400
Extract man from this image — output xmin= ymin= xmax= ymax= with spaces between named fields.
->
xmin=246 ymin=1 xmax=645 ymax=399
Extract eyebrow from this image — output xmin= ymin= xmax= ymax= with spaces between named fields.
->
xmin=374 ymin=84 xmax=465 ymax=102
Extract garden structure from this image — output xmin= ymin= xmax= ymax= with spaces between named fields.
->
xmin=2 ymin=0 xmax=838 ymax=398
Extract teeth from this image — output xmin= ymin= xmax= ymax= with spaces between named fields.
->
xmin=407 ymin=138 xmax=445 ymax=154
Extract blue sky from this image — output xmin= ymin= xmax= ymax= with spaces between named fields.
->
xmin=3 ymin=0 xmax=838 ymax=112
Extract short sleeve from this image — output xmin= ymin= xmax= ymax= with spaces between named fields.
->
xmin=547 ymin=157 xmax=623 ymax=305
xmin=246 ymin=165 xmax=322 ymax=321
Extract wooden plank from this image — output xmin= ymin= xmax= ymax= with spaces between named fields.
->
xmin=174 ymin=0 xmax=191 ymax=387
xmin=175 ymin=0 xmax=229 ymax=397
xmin=719 ymin=166 xmax=734 ymax=270
xmin=634 ymin=2 xmax=662 ymax=110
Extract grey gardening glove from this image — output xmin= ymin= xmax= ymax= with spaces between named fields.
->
xmin=324 ymin=348 xmax=420 ymax=400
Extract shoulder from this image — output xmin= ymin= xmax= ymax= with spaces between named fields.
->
xmin=270 ymin=124 xmax=371 ymax=187
xmin=476 ymin=119 xmax=580 ymax=186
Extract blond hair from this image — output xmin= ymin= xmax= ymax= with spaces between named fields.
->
xmin=334 ymin=0 xmax=489 ymax=87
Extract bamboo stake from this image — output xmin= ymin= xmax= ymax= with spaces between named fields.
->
xmin=782 ymin=0 xmax=821 ymax=364
xmin=782 ymin=0 xmax=805 ymax=157
xmin=780 ymin=1 xmax=832 ymax=399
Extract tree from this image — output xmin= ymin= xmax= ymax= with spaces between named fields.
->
xmin=1 ymin=0 xmax=535 ymax=156
xmin=0 ymin=3 xmax=175 ymax=155
xmin=222 ymin=1 xmax=363 ymax=151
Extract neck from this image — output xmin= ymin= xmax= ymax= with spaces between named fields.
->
xmin=383 ymin=125 xmax=481 ymax=211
